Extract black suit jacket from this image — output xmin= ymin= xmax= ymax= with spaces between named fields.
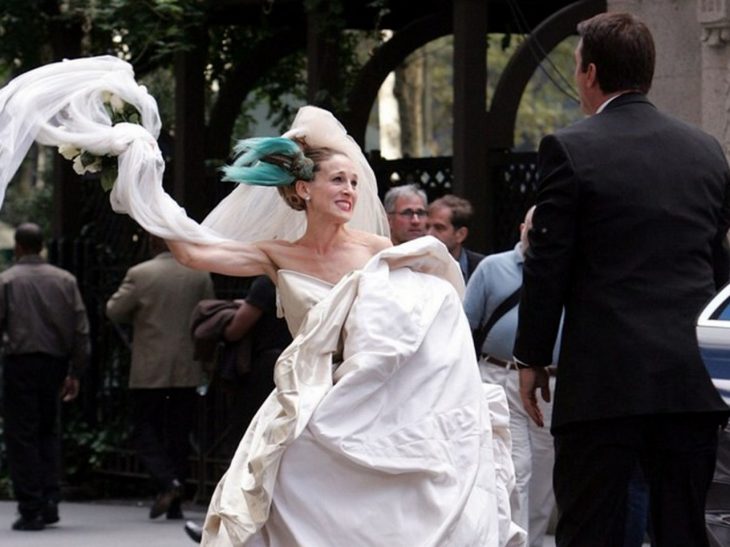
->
xmin=464 ymin=248 xmax=485 ymax=282
xmin=514 ymin=93 xmax=730 ymax=431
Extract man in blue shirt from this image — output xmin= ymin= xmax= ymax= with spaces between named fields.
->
xmin=464 ymin=206 xmax=556 ymax=547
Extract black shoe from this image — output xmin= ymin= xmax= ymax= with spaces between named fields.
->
xmin=166 ymin=497 xmax=184 ymax=520
xmin=149 ymin=479 xmax=183 ymax=519
xmin=42 ymin=501 xmax=59 ymax=525
xmin=184 ymin=520 xmax=203 ymax=543
xmin=12 ymin=515 xmax=45 ymax=531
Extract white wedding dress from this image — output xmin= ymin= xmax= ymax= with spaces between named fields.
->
xmin=203 ymin=238 xmax=524 ymax=547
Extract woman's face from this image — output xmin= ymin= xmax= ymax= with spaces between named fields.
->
xmin=300 ymin=154 xmax=358 ymax=222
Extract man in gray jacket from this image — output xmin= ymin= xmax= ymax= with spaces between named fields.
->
xmin=1 ymin=223 xmax=89 ymax=531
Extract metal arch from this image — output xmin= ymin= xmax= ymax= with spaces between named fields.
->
xmin=488 ymin=0 xmax=606 ymax=150
xmin=342 ymin=11 xmax=453 ymax=146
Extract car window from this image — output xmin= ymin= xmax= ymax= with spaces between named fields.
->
xmin=711 ymin=296 xmax=730 ymax=320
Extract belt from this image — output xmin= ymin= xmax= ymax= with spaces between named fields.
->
xmin=481 ymin=354 xmax=557 ymax=377
xmin=481 ymin=354 xmax=520 ymax=370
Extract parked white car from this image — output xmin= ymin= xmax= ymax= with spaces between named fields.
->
xmin=697 ymin=284 xmax=730 ymax=547
xmin=697 ymin=283 xmax=730 ymax=404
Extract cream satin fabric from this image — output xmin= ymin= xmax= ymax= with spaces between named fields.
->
xmin=203 ymin=238 xmax=524 ymax=547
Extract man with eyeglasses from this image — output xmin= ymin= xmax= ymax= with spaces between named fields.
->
xmin=384 ymin=184 xmax=428 ymax=245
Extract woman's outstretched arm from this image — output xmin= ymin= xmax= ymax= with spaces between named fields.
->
xmin=166 ymin=239 xmax=277 ymax=279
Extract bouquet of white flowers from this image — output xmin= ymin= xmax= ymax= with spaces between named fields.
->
xmin=57 ymin=90 xmax=143 ymax=191
xmin=0 ymin=55 xmax=222 ymax=243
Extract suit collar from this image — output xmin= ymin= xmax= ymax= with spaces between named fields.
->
xmin=601 ymin=92 xmax=652 ymax=112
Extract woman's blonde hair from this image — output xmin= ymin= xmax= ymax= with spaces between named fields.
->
xmin=277 ymin=143 xmax=345 ymax=211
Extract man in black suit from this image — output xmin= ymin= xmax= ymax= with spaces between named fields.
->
xmin=514 ymin=12 xmax=730 ymax=547
xmin=427 ymin=194 xmax=484 ymax=282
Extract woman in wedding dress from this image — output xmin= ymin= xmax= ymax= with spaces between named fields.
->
xmin=0 ymin=57 xmax=522 ymax=546
xmin=164 ymin=109 xmax=523 ymax=547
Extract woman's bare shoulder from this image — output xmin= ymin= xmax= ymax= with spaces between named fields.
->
xmin=348 ymin=229 xmax=392 ymax=252
xmin=256 ymin=239 xmax=298 ymax=263
xmin=367 ymin=232 xmax=393 ymax=253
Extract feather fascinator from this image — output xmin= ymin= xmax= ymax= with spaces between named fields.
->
xmin=221 ymin=137 xmax=314 ymax=187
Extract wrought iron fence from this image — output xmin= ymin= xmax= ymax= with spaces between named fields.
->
xmin=369 ymin=151 xmax=454 ymax=203
xmin=491 ymin=150 xmax=539 ymax=250
xmin=52 ymin=150 xmax=539 ymax=501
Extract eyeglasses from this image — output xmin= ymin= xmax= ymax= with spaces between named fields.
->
xmin=390 ymin=208 xmax=428 ymax=219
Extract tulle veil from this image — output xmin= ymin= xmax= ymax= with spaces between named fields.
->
xmin=0 ymin=55 xmax=389 ymax=244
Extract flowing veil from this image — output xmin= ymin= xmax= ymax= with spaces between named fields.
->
xmin=0 ymin=55 xmax=389 ymax=243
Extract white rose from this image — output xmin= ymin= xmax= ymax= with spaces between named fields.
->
xmin=72 ymin=154 xmax=102 ymax=175
xmin=58 ymin=144 xmax=80 ymax=160
xmin=109 ymin=93 xmax=126 ymax=113
xmin=101 ymin=90 xmax=112 ymax=103
xmin=72 ymin=155 xmax=86 ymax=175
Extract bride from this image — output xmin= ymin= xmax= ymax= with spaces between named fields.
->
xmin=169 ymin=109 xmax=522 ymax=547
xmin=0 ymin=56 xmax=522 ymax=547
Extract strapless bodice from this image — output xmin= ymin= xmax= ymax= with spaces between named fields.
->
xmin=276 ymin=269 xmax=334 ymax=336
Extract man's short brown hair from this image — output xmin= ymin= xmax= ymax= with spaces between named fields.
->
xmin=577 ymin=12 xmax=655 ymax=95
xmin=429 ymin=194 xmax=474 ymax=230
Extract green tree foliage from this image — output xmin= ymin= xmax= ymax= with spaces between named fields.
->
xmin=0 ymin=0 xmax=80 ymax=71
xmin=0 ymin=1 xmax=206 ymax=75
xmin=493 ymin=34 xmax=583 ymax=151
xmin=386 ymin=33 xmax=582 ymax=156
xmin=0 ymin=168 xmax=53 ymax=234
xmin=208 ymin=23 xmax=308 ymax=137
xmin=94 ymin=0 xmax=206 ymax=70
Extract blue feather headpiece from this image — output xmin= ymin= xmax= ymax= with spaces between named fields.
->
xmin=221 ymin=137 xmax=314 ymax=187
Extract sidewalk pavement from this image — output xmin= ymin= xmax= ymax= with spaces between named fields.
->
xmin=0 ymin=499 xmax=207 ymax=547
xmin=0 ymin=498 xmax=560 ymax=546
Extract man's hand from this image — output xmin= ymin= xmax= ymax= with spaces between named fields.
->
xmin=60 ymin=376 xmax=79 ymax=402
xmin=519 ymin=367 xmax=551 ymax=427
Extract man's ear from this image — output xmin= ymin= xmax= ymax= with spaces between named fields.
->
xmin=586 ymin=62 xmax=599 ymax=89
xmin=455 ymin=226 xmax=468 ymax=245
